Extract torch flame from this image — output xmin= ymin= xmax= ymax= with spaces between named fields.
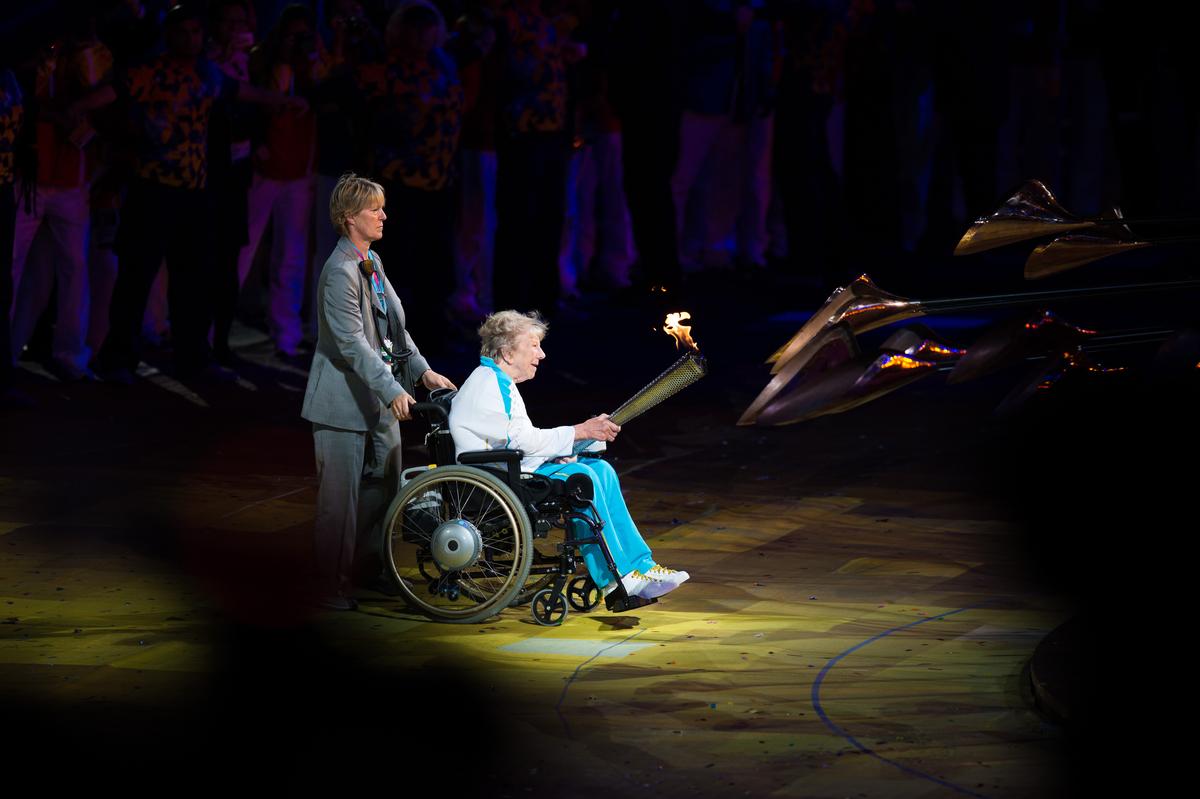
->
xmin=663 ymin=312 xmax=699 ymax=352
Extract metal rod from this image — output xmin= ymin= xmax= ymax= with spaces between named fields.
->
xmin=921 ymin=279 xmax=1200 ymax=314
xmin=1078 ymin=235 xmax=1200 ymax=245
xmin=929 ymin=330 xmax=1173 ymax=371
xmin=1087 ymin=217 xmax=1200 ymax=226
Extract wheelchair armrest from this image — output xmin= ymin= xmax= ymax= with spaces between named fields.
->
xmin=558 ymin=472 xmax=594 ymax=504
xmin=458 ymin=449 xmax=525 ymax=487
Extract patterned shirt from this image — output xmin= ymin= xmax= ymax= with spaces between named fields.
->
xmin=120 ymin=55 xmax=237 ymax=190
xmin=499 ymin=4 xmax=568 ymax=134
xmin=35 ymin=41 xmax=113 ymax=188
xmin=0 ymin=69 xmax=23 ymax=186
xmin=358 ymin=50 xmax=463 ymax=192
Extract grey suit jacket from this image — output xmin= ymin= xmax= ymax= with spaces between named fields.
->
xmin=301 ymin=238 xmax=431 ymax=431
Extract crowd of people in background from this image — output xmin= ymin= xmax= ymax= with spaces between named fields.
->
xmin=0 ymin=0 xmax=1193 ymax=401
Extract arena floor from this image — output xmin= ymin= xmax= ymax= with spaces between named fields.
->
xmin=4 ymin=267 xmax=1160 ymax=796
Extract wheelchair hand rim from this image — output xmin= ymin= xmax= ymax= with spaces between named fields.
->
xmin=382 ymin=466 xmax=533 ymax=623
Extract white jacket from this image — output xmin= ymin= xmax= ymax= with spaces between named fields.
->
xmin=449 ymin=359 xmax=584 ymax=472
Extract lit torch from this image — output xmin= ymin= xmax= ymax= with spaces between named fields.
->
xmin=663 ymin=312 xmax=699 ymax=352
xmin=572 ymin=312 xmax=709 ymax=453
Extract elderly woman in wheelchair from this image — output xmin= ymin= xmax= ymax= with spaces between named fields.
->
xmin=378 ymin=310 xmax=689 ymax=624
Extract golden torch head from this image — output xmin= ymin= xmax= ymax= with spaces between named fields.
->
xmin=573 ymin=314 xmax=708 ymax=453
xmin=606 ymin=313 xmax=707 ymax=427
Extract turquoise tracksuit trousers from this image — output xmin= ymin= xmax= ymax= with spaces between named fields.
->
xmin=535 ymin=457 xmax=656 ymax=587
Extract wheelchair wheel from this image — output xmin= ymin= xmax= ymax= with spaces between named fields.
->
xmin=382 ymin=466 xmax=533 ymax=623
xmin=566 ymin=576 xmax=602 ymax=611
xmin=531 ymin=588 xmax=568 ymax=626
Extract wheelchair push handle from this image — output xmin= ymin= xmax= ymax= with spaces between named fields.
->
xmin=412 ymin=401 xmax=448 ymax=423
xmin=412 ymin=387 xmax=457 ymax=425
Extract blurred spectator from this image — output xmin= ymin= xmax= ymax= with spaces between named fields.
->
xmin=0 ymin=66 xmax=22 ymax=401
xmin=492 ymin=0 xmax=582 ymax=315
xmin=558 ymin=0 xmax=634 ymax=298
xmin=607 ymin=0 xmax=685 ymax=292
xmin=97 ymin=0 xmax=170 ymax=70
xmin=9 ymin=14 xmax=112 ymax=382
xmin=86 ymin=130 xmax=129 ymax=357
xmin=841 ymin=0 xmax=903 ymax=258
xmin=923 ymin=0 xmax=1009 ymax=253
xmin=447 ymin=3 xmax=499 ymax=324
xmin=1099 ymin=2 xmax=1200 ymax=218
xmin=671 ymin=0 xmax=778 ymax=271
xmin=85 ymin=2 xmax=302 ymax=383
xmin=235 ymin=4 xmax=319 ymax=359
xmin=995 ymin=1 xmax=1065 ymax=210
xmin=889 ymin=0 xmax=935 ymax=254
xmin=208 ymin=0 xmax=257 ymax=364
xmin=360 ymin=1 xmax=463 ymax=349
xmin=773 ymin=0 xmax=846 ymax=284
xmin=1059 ymin=0 xmax=1110 ymax=218
xmin=307 ymin=0 xmax=381 ymax=345
xmin=91 ymin=2 xmax=176 ymax=354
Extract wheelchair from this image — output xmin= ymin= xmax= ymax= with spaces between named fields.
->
xmin=378 ymin=389 xmax=659 ymax=625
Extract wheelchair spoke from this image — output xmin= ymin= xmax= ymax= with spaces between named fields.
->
xmin=441 ymin=482 xmax=459 ymax=518
xmin=460 ymin=539 xmax=521 ymax=597
xmin=474 ymin=500 xmax=508 ymax=530
xmin=383 ymin=467 xmax=533 ymax=622
xmin=449 ymin=480 xmax=477 ymax=519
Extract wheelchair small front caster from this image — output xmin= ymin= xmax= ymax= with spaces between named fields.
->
xmin=531 ymin=588 xmax=568 ymax=626
xmin=446 ymin=585 xmax=460 ymax=602
xmin=566 ymin=576 xmax=601 ymax=612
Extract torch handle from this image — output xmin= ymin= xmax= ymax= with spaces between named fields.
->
xmin=571 ymin=353 xmax=708 ymax=454
xmin=572 ymin=438 xmax=600 ymax=456
xmin=572 ymin=412 xmax=611 ymax=456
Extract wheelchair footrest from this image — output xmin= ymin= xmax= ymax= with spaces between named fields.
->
xmin=604 ymin=594 xmax=658 ymax=613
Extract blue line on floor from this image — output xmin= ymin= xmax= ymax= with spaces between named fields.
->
xmin=556 ymin=629 xmax=647 ymax=740
xmin=811 ymin=604 xmax=994 ymax=799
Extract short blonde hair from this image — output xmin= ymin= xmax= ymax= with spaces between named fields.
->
xmin=478 ymin=310 xmax=548 ymax=360
xmin=329 ymin=173 xmax=385 ymax=237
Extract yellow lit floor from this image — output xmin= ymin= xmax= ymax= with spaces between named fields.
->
xmin=1 ymin=454 xmax=1070 ymax=798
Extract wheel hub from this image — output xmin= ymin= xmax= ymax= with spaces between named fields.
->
xmin=429 ymin=519 xmax=483 ymax=571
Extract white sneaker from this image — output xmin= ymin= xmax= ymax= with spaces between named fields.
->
xmin=647 ymin=564 xmax=691 ymax=589
xmin=620 ymin=570 xmax=652 ymax=598
xmin=623 ymin=569 xmax=680 ymax=600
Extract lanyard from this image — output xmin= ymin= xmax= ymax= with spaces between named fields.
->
xmin=352 ymin=247 xmax=388 ymax=315
xmin=370 ymin=270 xmax=388 ymax=315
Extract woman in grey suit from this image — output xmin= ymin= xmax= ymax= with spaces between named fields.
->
xmin=302 ymin=173 xmax=456 ymax=610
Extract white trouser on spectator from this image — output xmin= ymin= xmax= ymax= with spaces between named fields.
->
xmin=671 ymin=110 xmax=774 ymax=269
xmin=452 ymin=148 xmax=497 ymax=320
xmin=87 ymin=207 xmax=120 ymax=354
xmin=559 ymin=144 xmax=587 ymax=299
xmin=560 ymin=133 xmax=636 ymax=294
xmin=9 ymin=183 xmax=91 ymax=373
xmin=142 ymin=262 xmax=169 ymax=344
xmin=738 ymin=113 xmax=774 ymax=266
xmin=237 ymin=172 xmax=314 ymax=355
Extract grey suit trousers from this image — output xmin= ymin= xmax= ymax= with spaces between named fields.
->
xmin=312 ymin=414 xmax=402 ymax=595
